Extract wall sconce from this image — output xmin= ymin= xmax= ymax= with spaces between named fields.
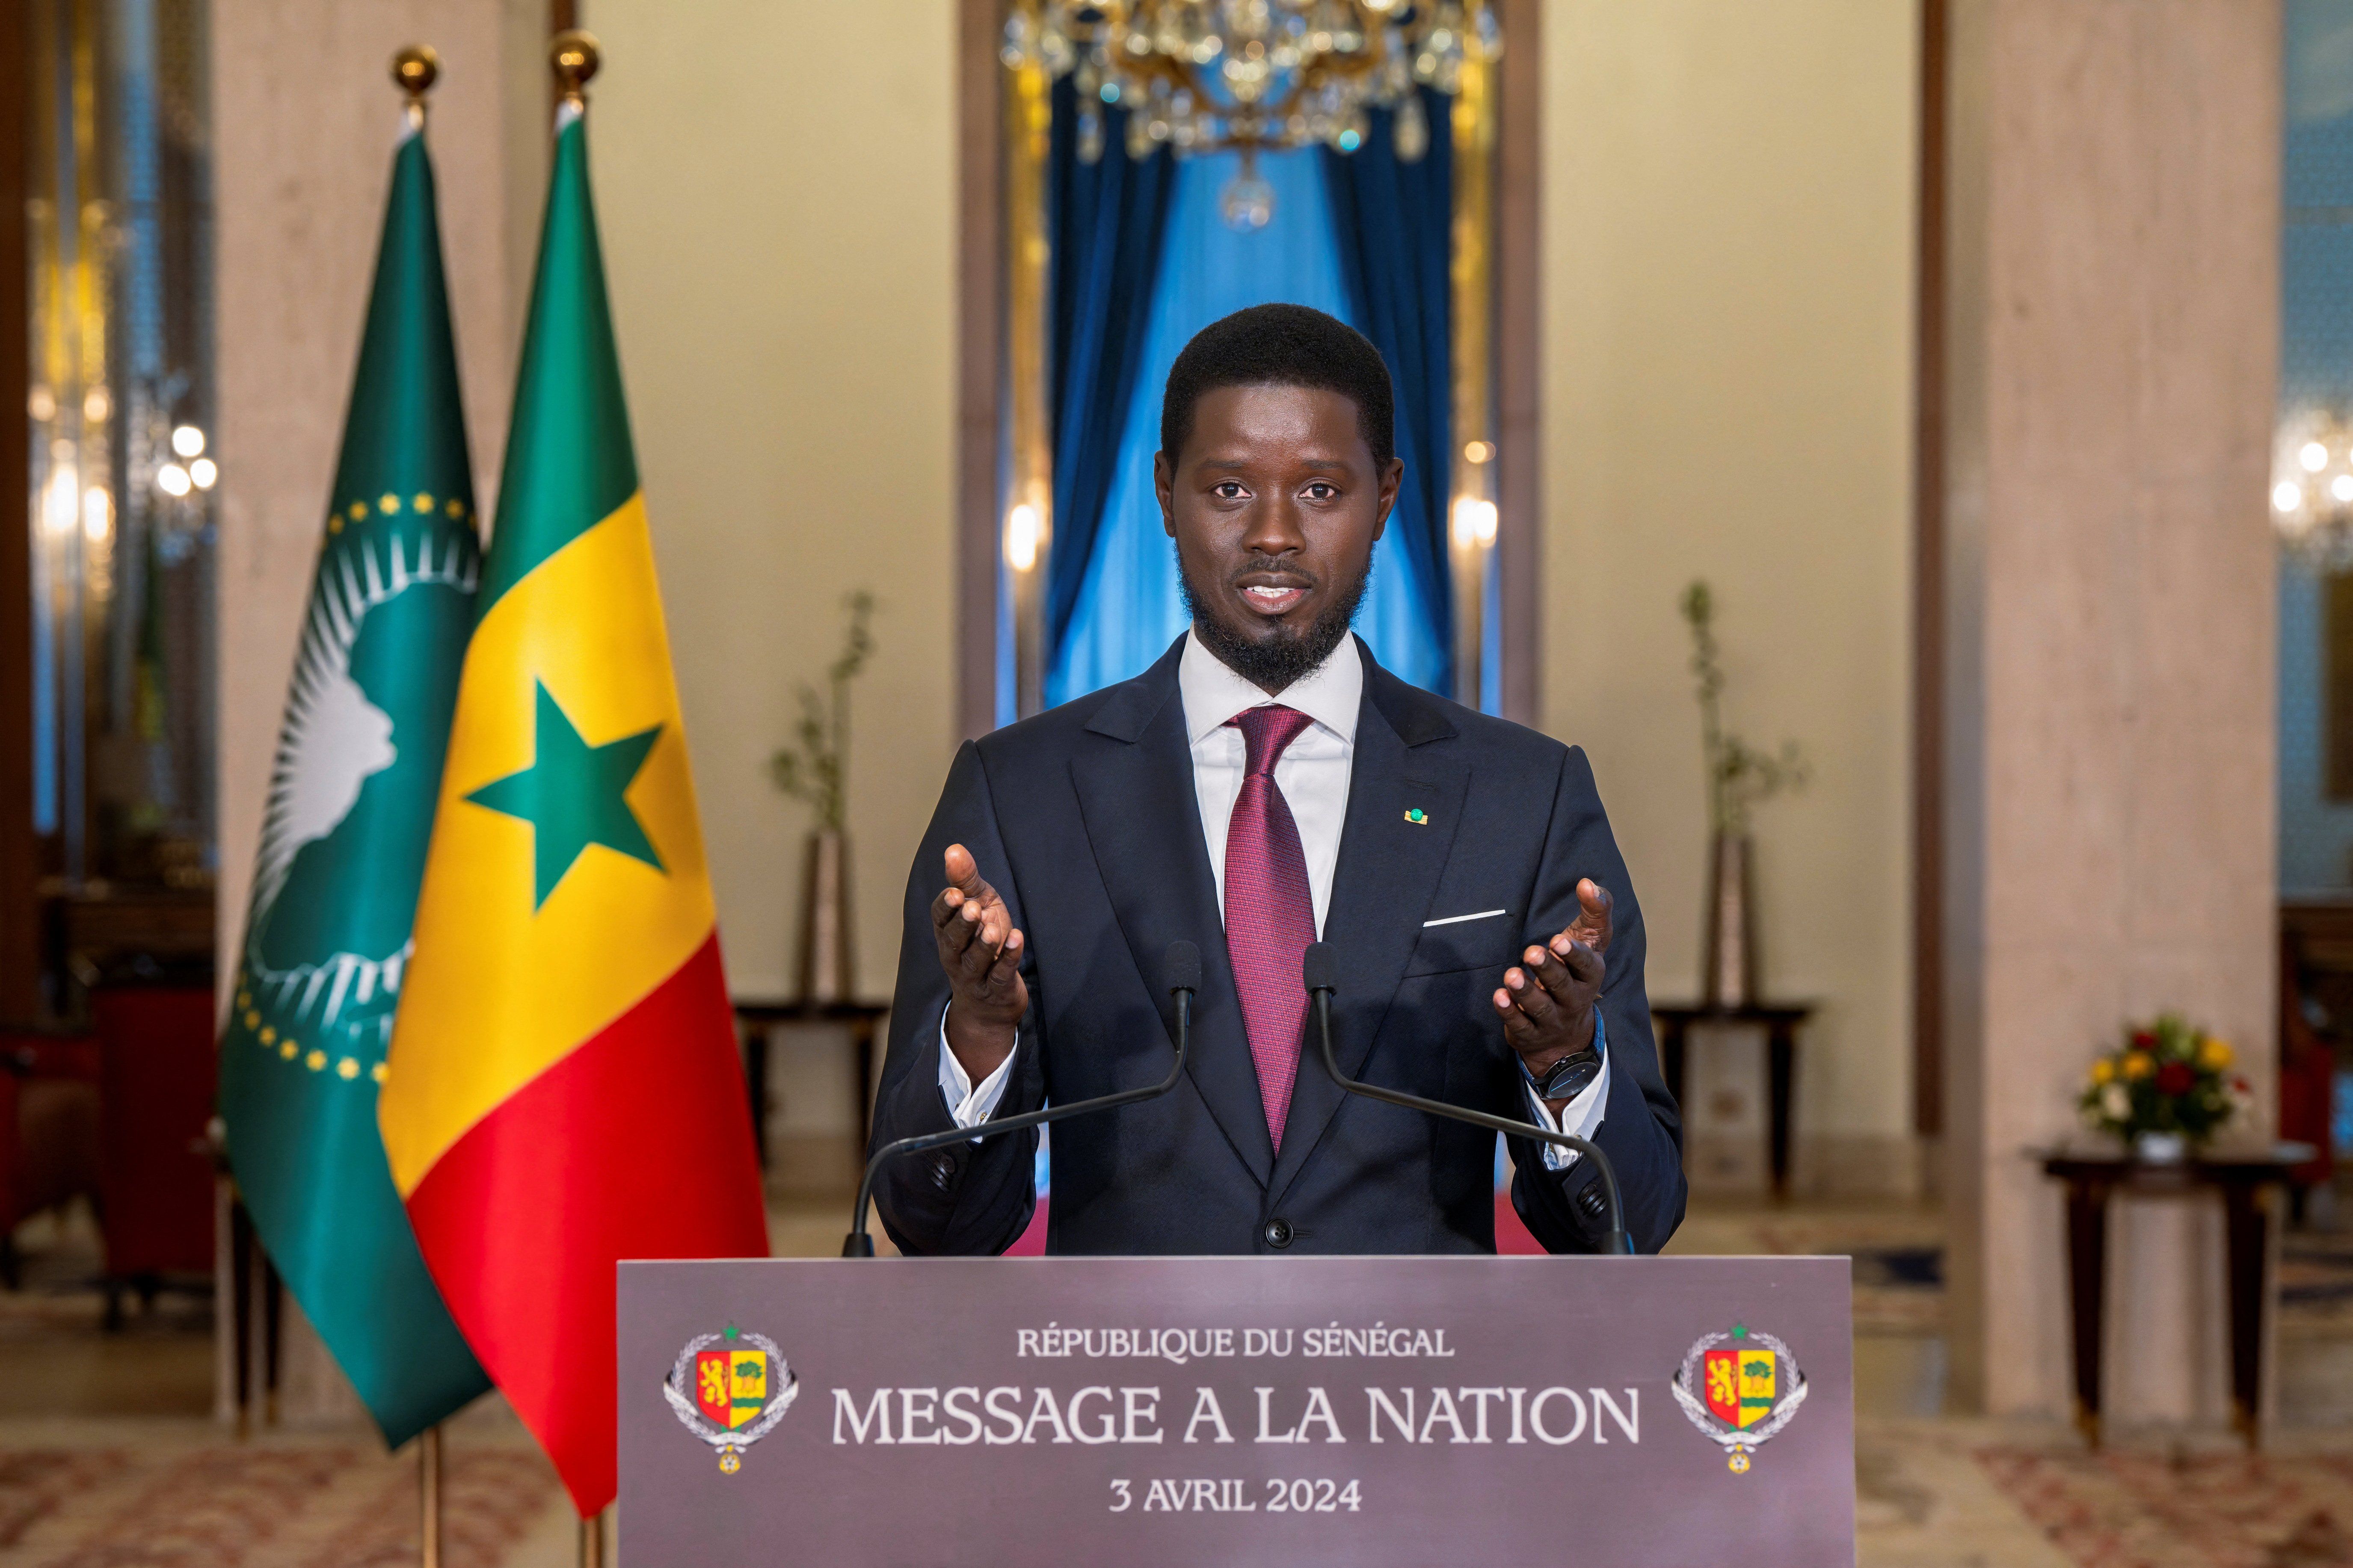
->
xmin=1005 ymin=500 xmax=1043 ymax=571
xmin=2276 ymin=409 xmax=2353 ymax=571
xmin=1450 ymin=496 xmax=1498 ymax=549
xmin=1005 ymin=494 xmax=1049 ymax=717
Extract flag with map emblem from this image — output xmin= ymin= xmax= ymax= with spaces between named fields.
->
xmin=377 ymin=96 xmax=768 ymax=1517
xmin=216 ymin=118 xmax=492 ymax=1448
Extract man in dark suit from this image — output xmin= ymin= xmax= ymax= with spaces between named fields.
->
xmin=872 ymin=304 xmax=1685 ymax=1257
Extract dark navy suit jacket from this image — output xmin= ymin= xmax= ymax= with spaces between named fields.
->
xmin=870 ymin=637 xmax=1687 ymax=1257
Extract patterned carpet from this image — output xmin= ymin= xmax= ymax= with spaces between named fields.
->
xmin=1979 ymin=1448 xmax=2353 ymax=1568
xmin=0 ymin=1434 xmax=564 ymax=1567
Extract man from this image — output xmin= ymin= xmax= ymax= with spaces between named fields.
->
xmin=872 ymin=303 xmax=1684 ymax=1256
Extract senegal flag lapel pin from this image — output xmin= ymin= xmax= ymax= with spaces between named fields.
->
xmin=1404 ymin=808 xmax=1430 ymax=825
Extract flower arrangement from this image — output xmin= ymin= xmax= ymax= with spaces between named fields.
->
xmin=2077 ymin=1014 xmax=2251 ymax=1147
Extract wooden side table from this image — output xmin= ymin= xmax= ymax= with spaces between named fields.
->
xmin=1651 ymin=1003 xmax=1813 ymax=1200
xmin=732 ymin=999 xmax=891 ymax=1180
xmin=2037 ymin=1144 xmax=2315 ymax=1450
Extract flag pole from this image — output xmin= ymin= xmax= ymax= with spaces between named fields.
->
xmin=394 ymin=53 xmax=451 ymax=1568
xmin=419 ymin=1424 xmax=444 ymax=1568
xmin=392 ymin=41 xmax=439 ymax=129
xmin=547 ymin=50 xmax=608 ymax=1568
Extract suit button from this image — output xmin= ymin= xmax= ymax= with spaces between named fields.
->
xmin=1263 ymin=1217 xmax=1294 ymax=1249
xmin=1575 ymin=1183 xmax=1607 ymax=1223
xmin=930 ymin=1151 xmax=959 ymax=1192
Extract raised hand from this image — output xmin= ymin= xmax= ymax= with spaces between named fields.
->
xmin=1491 ymin=879 xmax=1612 ymax=1102
xmin=932 ymin=843 xmax=1027 ymax=1081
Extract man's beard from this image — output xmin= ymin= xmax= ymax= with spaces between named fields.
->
xmin=1179 ymin=550 xmax=1369 ymax=693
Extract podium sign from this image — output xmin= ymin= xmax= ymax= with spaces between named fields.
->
xmin=619 ymin=1255 xmax=1853 ymax=1566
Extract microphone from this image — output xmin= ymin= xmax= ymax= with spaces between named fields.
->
xmin=1302 ymin=942 xmax=1635 ymax=1256
xmin=844 ymin=941 xmax=1202 ymax=1257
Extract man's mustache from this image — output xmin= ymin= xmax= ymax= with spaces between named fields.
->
xmin=1228 ymin=556 xmax=1320 ymax=590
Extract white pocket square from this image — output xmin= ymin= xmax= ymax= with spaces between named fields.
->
xmin=1422 ymin=908 xmax=1507 ymax=929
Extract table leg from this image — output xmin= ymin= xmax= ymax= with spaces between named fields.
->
xmin=2220 ymin=1179 xmax=2271 ymax=1451
xmin=1766 ymin=1023 xmax=1796 ymax=1203
xmin=262 ymin=1253 xmax=282 ymax=1426
xmin=2063 ymin=1175 xmax=2113 ymax=1449
xmin=744 ymin=1024 xmax=771 ymax=1169
xmin=230 ymin=1197 xmax=252 ymax=1434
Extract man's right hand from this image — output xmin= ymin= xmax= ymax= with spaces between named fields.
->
xmin=933 ymin=843 xmax=1027 ymax=1083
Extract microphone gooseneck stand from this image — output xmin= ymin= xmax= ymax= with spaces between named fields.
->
xmin=1302 ymin=942 xmax=1636 ymax=1256
xmin=843 ymin=941 xmax=1202 ymax=1257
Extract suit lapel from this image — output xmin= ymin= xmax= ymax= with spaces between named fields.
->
xmin=1070 ymin=643 xmax=1275 ymax=1187
xmin=1268 ymin=652 xmax=1468 ymax=1206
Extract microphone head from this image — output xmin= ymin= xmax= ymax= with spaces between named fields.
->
xmin=1301 ymin=942 xmax=1337 ymax=995
xmin=1165 ymin=940 xmax=1202 ymax=995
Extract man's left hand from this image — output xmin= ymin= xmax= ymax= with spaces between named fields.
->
xmin=1493 ymin=879 xmax=1612 ymax=1099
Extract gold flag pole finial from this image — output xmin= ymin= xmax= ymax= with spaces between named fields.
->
xmin=392 ymin=44 xmax=439 ymax=130
xmin=551 ymin=30 xmax=600 ymax=109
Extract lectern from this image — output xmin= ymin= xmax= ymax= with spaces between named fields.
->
xmin=618 ymin=1254 xmax=1855 ymax=1565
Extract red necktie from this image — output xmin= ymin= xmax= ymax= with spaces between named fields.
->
xmin=1223 ymin=705 xmax=1318 ymax=1151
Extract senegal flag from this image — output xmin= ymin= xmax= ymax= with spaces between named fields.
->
xmin=379 ymin=93 xmax=767 ymax=1515
xmin=217 ymin=115 xmax=490 ymax=1447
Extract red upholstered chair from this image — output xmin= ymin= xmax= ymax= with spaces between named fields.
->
xmin=2280 ymin=930 xmax=2338 ymax=1209
xmin=89 ymin=985 xmax=217 ymax=1315
xmin=0 ymin=1031 xmax=103 ymax=1290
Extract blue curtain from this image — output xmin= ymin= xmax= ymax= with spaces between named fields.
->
xmin=1321 ymin=89 xmax=1455 ymax=695
xmin=1047 ymin=148 xmax=1448 ymax=704
xmin=1047 ymin=79 xmax=1178 ymax=666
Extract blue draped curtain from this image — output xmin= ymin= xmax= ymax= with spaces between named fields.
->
xmin=1046 ymin=149 xmax=1448 ymax=704
xmin=1320 ymin=88 xmax=1455 ymax=696
xmin=1047 ymin=78 xmax=1178 ymax=666
xmin=1039 ymin=92 xmax=1455 ymax=707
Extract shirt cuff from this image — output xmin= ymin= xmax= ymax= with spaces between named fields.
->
xmin=938 ymin=1004 xmax=1019 ymax=1128
xmin=1521 ymin=1012 xmax=1611 ymax=1172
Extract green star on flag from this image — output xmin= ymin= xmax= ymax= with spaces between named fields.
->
xmin=466 ymin=681 xmax=664 ymax=908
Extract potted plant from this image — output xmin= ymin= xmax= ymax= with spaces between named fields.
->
xmin=1680 ymin=580 xmax=1807 ymax=1007
xmin=768 ymin=591 xmax=876 ymax=1006
xmin=2077 ymin=1014 xmax=2252 ymax=1162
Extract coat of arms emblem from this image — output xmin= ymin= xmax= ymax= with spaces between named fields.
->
xmin=663 ymin=1325 xmax=798 ymax=1473
xmin=1671 ymin=1323 xmax=1807 ymax=1473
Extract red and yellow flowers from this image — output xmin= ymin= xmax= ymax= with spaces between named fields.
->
xmin=2079 ymin=1013 xmax=2250 ymax=1146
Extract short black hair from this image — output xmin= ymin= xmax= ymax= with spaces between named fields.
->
xmin=1159 ymin=303 xmax=1395 ymax=470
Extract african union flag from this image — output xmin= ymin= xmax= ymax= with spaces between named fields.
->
xmin=218 ymin=105 xmax=490 ymax=1449
xmin=378 ymin=89 xmax=766 ymax=1517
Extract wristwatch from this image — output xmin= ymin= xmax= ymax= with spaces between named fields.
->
xmin=1525 ymin=1043 xmax=1603 ymax=1102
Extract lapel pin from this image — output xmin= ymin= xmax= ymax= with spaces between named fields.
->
xmin=1404 ymin=808 xmax=1429 ymax=825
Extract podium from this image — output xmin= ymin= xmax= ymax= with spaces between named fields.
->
xmin=619 ymin=1254 xmax=1855 ymax=1565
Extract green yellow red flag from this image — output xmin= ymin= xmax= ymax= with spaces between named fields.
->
xmin=379 ymin=91 xmax=766 ymax=1516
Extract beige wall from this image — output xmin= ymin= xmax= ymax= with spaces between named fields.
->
xmin=1541 ymin=1 xmax=1921 ymax=1177
xmin=591 ymin=2 xmax=958 ymax=1024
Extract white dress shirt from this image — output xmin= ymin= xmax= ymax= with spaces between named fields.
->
xmin=940 ymin=630 xmax=1609 ymax=1170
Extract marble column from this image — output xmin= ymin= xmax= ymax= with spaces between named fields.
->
xmin=1941 ymin=0 xmax=2281 ymax=1423
xmin=210 ymin=0 xmax=547 ymax=1425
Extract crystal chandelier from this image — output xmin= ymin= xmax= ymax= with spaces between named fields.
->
xmin=2273 ymin=409 xmax=2353 ymax=571
xmin=1001 ymin=0 xmax=1503 ymax=228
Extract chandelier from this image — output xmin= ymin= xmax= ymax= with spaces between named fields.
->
xmin=1001 ymin=1 xmax=1503 ymax=227
xmin=2273 ymin=409 xmax=2353 ymax=571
